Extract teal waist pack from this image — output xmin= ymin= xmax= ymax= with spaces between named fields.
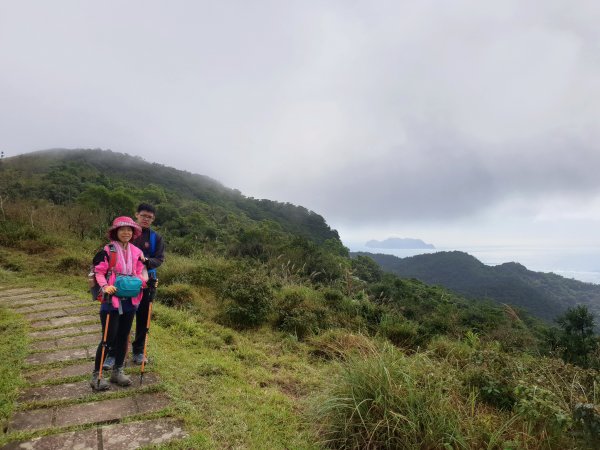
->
xmin=114 ymin=275 xmax=143 ymax=298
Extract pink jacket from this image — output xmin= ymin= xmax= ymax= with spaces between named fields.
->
xmin=94 ymin=243 xmax=146 ymax=308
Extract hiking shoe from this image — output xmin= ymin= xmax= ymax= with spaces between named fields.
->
xmin=110 ymin=367 xmax=132 ymax=386
xmin=102 ymin=355 xmax=115 ymax=370
xmin=132 ymin=353 xmax=148 ymax=365
xmin=90 ymin=371 xmax=110 ymax=391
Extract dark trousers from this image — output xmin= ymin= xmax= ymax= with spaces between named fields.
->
xmin=131 ymin=288 xmax=151 ymax=354
xmin=94 ymin=310 xmax=135 ymax=371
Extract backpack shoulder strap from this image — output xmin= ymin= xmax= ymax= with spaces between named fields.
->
xmin=107 ymin=244 xmax=117 ymax=276
xmin=149 ymin=230 xmax=157 ymax=257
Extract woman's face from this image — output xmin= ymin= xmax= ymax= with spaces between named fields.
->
xmin=117 ymin=226 xmax=133 ymax=244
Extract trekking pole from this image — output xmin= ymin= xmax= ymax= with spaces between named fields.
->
xmin=98 ymin=311 xmax=111 ymax=389
xmin=140 ymin=278 xmax=157 ymax=385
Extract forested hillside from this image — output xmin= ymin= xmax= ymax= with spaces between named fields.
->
xmin=0 ymin=148 xmax=339 ymax=246
xmin=1 ymin=149 xmax=599 ymax=449
xmin=356 ymin=250 xmax=600 ymax=323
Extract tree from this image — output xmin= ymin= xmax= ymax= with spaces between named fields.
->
xmin=77 ymin=185 xmax=135 ymax=220
xmin=555 ymin=305 xmax=597 ymax=367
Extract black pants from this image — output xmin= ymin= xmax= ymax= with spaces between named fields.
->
xmin=131 ymin=288 xmax=151 ymax=355
xmin=94 ymin=310 xmax=135 ymax=371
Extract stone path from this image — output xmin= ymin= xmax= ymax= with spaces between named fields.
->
xmin=0 ymin=287 xmax=187 ymax=449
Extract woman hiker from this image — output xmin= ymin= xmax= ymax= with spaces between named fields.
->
xmin=90 ymin=216 xmax=147 ymax=391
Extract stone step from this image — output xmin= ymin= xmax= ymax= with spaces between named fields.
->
xmin=19 ymin=372 xmax=160 ymax=403
xmin=1 ymin=295 xmax=79 ymax=308
xmin=0 ymin=287 xmax=35 ymax=296
xmin=31 ymin=332 xmax=99 ymax=352
xmin=24 ymin=306 xmax=96 ymax=322
xmin=26 ymin=361 xmax=96 ymax=384
xmin=101 ymin=418 xmax=188 ymax=449
xmin=9 ymin=392 xmax=171 ymax=432
xmin=3 ymin=428 xmax=97 ymax=450
xmin=25 ymin=357 xmax=153 ymax=384
xmin=3 ymin=418 xmax=187 ymax=450
xmin=30 ymin=323 xmax=99 ymax=340
xmin=0 ymin=291 xmax=64 ymax=302
xmin=14 ymin=299 xmax=89 ymax=313
xmin=25 ymin=346 xmax=96 ymax=366
xmin=30 ymin=314 xmax=97 ymax=329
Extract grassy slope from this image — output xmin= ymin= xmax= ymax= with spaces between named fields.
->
xmin=0 ymin=247 xmax=327 ymax=449
xmin=150 ymin=306 xmax=326 ymax=449
xmin=0 ymin=304 xmax=28 ymax=429
xmin=2 ymin=242 xmax=599 ymax=448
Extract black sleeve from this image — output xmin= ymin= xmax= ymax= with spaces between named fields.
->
xmin=92 ymin=250 xmax=108 ymax=266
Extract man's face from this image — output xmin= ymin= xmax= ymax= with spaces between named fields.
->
xmin=135 ymin=210 xmax=155 ymax=229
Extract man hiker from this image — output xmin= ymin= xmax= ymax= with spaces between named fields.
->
xmin=103 ymin=203 xmax=165 ymax=368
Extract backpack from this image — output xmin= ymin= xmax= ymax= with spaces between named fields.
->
xmin=88 ymin=244 xmax=117 ymax=301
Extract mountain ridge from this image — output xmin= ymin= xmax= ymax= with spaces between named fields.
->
xmin=353 ymin=250 xmax=600 ymax=323
xmin=1 ymin=148 xmax=340 ymax=245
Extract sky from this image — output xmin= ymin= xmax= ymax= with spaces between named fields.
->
xmin=1 ymin=0 xmax=600 ymax=252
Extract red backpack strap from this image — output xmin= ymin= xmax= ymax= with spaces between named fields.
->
xmin=106 ymin=244 xmax=117 ymax=277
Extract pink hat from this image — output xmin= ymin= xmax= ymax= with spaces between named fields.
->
xmin=107 ymin=216 xmax=142 ymax=240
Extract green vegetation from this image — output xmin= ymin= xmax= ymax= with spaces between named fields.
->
xmin=1 ymin=149 xmax=599 ymax=448
xmin=553 ymin=305 xmax=598 ymax=368
xmin=0 ymin=308 xmax=28 ymax=427
xmin=358 ymin=250 xmax=600 ymax=324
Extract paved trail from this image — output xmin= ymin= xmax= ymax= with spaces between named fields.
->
xmin=0 ymin=287 xmax=187 ymax=449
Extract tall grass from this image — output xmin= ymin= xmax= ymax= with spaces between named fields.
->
xmin=311 ymin=338 xmax=598 ymax=449
xmin=313 ymin=345 xmax=468 ymax=449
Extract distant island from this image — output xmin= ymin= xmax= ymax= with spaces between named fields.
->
xmin=366 ymin=237 xmax=435 ymax=249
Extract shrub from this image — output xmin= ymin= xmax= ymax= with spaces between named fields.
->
xmin=158 ymin=283 xmax=196 ymax=308
xmin=573 ymin=403 xmax=600 ymax=446
xmin=322 ymin=288 xmax=344 ymax=309
xmin=275 ymin=289 xmax=329 ymax=340
xmin=0 ymin=221 xmax=40 ymax=248
xmin=158 ymin=255 xmax=199 ymax=285
xmin=56 ymin=255 xmax=87 ymax=274
xmin=514 ymin=383 xmax=571 ymax=440
xmin=378 ymin=315 xmax=424 ymax=350
xmin=462 ymin=349 xmax=520 ymax=410
xmin=313 ymin=346 xmax=466 ymax=449
xmin=355 ymin=298 xmax=385 ymax=329
xmin=162 ymin=236 xmax=198 ymax=256
xmin=463 ymin=368 xmax=516 ymax=410
xmin=0 ymin=252 xmax=23 ymax=272
xmin=189 ymin=265 xmax=226 ymax=289
xmin=218 ymin=270 xmax=273 ymax=328
xmin=159 ymin=254 xmax=234 ymax=290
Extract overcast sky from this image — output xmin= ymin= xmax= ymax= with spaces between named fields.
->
xmin=1 ymin=1 xmax=599 ymax=249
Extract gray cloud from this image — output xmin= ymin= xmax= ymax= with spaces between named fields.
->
xmin=1 ymin=1 xmax=599 ymax=243
xmin=272 ymin=128 xmax=600 ymax=226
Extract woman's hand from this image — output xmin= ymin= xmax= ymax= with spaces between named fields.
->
xmin=103 ymin=285 xmax=117 ymax=295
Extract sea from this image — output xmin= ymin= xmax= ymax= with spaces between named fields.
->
xmin=348 ymin=245 xmax=600 ymax=285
